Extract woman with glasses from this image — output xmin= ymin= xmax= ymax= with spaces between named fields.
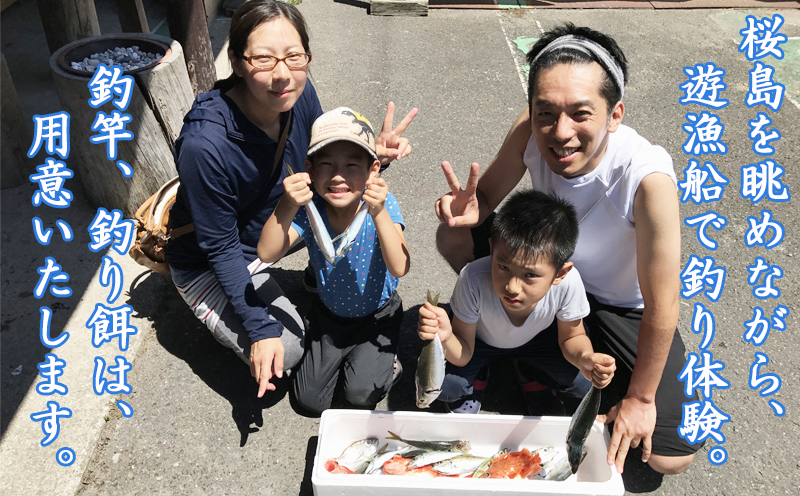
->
xmin=164 ymin=0 xmax=416 ymax=399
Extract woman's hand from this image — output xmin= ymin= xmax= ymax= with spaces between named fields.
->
xmin=283 ymin=173 xmax=313 ymax=207
xmin=375 ymin=102 xmax=418 ymax=166
xmin=250 ymin=337 xmax=284 ymax=398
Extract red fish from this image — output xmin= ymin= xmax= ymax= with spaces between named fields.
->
xmin=382 ymin=455 xmax=413 ymax=475
xmin=486 ymin=449 xmax=542 ymax=479
xmin=324 ymin=460 xmax=354 ymax=474
xmin=382 ymin=455 xmax=460 ymax=477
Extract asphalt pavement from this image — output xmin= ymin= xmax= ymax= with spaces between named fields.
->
xmin=2 ymin=1 xmax=799 ymax=495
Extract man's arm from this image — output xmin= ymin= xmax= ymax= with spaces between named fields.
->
xmin=602 ymin=172 xmax=681 ymax=473
xmin=474 ymin=108 xmax=534 ymax=222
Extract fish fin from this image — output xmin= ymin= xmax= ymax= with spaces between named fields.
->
xmin=426 ymin=290 xmax=440 ymax=307
xmin=386 ymin=431 xmax=401 ymax=442
xmin=377 ymin=443 xmax=389 ymax=455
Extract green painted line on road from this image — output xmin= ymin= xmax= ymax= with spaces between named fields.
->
xmin=513 ymin=36 xmax=539 ymax=55
xmin=512 ymin=36 xmax=538 ymax=81
xmin=496 ymin=0 xmax=524 ymax=9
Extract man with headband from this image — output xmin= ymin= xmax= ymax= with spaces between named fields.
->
xmin=434 ymin=23 xmax=699 ymax=475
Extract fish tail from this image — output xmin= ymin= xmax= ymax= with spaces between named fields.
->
xmin=386 ymin=431 xmax=402 ymax=442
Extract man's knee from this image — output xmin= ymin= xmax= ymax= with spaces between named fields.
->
xmin=436 ymin=223 xmax=473 ymax=273
xmin=647 ymin=453 xmax=695 ymax=475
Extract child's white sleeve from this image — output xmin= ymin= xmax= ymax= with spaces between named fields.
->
xmin=555 ymin=268 xmax=591 ymax=322
xmin=449 ymin=262 xmax=481 ymax=325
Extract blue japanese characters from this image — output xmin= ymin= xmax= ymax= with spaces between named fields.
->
xmin=27 ymin=63 xmax=138 ymax=466
xmin=677 ymin=13 xmax=789 ymax=467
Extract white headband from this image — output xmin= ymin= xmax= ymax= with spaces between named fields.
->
xmin=530 ymin=34 xmax=625 ymax=99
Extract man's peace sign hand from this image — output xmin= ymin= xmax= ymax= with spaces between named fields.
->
xmin=435 ymin=161 xmax=481 ymax=228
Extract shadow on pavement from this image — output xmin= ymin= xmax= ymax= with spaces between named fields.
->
xmin=298 ymin=435 xmax=319 ymax=496
xmin=1 ymin=185 xmax=106 ymax=435
xmin=130 ymin=267 xmax=303 ymax=447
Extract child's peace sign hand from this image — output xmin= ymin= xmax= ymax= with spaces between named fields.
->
xmin=375 ymin=102 xmax=418 ymax=166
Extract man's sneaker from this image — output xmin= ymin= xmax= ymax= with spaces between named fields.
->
xmin=303 ymin=263 xmax=317 ymax=293
xmin=445 ymin=367 xmax=489 ymax=414
xmin=391 ymin=355 xmax=403 ymax=387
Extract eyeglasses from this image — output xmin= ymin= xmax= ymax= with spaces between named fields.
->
xmin=239 ymin=52 xmax=311 ymax=70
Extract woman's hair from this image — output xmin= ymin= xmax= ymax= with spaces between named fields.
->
xmin=213 ymin=0 xmax=311 ymax=93
xmin=526 ymin=23 xmax=627 ymax=115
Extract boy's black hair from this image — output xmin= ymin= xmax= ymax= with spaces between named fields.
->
xmin=526 ymin=23 xmax=628 ymax=115
xmin=490 ymin=189 xmax=579 ymax=270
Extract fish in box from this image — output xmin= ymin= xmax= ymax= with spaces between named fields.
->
xmin=312 ymin=409 xmax=624 ymax=496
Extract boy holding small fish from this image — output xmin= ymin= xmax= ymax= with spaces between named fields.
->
xmin=418 ymin=189 xmax=615 ymax=414
xmin=258 ymin=107 xmax=410 ymax=414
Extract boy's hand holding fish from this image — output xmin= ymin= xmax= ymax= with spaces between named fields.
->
xmin=577 ymin=352 xmax=616 ymax=389
xmin=417 ymin=303 xmax=453 ymax=344
xmin=257 ymin=172 xmax=314 ymax=264
xmin=281 ymin=172 xmax=313 ymax=208
xmin=361 ymin=173 xmax=410 ymax=278
xmin=363 ymin=176 xmax=389 ymax=217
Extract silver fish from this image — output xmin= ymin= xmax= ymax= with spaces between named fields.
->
xmin=285 ymin=163 xmax=336 ymax=265
xmin=386 ymin=430 xmax=470 ymax=453
xmin=415 ymin=290 xmax=446 ymax=408
xmin=472 ymin=448 xmax=509 ymax=478
xmin=334 ymin=170 xmax=382 ymax=258
xmin=408 ymin=450 xmax=463 ymax=469
xmin=432 ymin=454 xmax=489 ymax=476
xmin=332 ymin=438 xmax=380 ymax=474
xmin=533 ymin=446 xmax=578 ymax=481
xmin=566 ymin=386 xmax=601 ymax=474
xmin=365 ymin=445 xmax=420 ymax=475
xmin=334 ymin=200 xmax=369 ymax=257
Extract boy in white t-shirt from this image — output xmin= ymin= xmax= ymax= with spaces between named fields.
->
xmin=418 ymin=189 xmax=616 ymax=414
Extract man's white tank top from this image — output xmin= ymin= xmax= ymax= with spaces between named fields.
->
xmin=523 ymin=125 xmax=677 ymax=308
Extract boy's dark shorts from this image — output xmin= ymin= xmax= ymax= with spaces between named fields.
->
xmin=470 ymin=214 xmax=702 ymax=458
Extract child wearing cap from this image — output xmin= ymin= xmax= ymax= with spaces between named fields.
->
xmin=258 ymin=107 xmax=409 ymax=414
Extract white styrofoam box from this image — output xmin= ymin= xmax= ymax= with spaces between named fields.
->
xmin=313 ymin=409 xmax=624 ymax=496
